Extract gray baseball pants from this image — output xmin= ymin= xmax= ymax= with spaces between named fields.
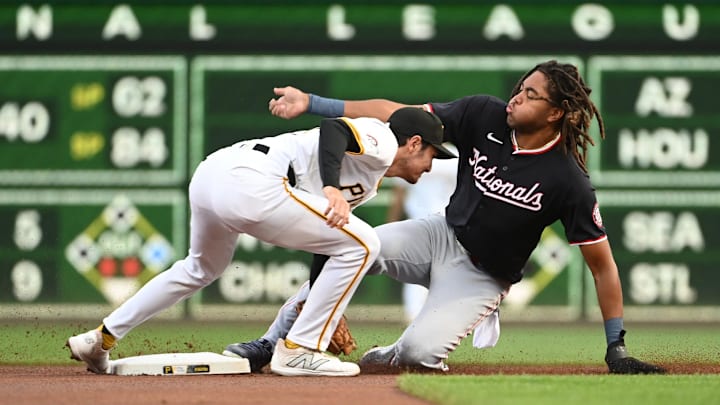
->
xmin=261 ymin=213 xmax=510 ymax=370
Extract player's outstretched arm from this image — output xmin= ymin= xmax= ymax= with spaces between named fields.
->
xmin=344 ymin=99 xmax=410 ymax=121
xmin=269 ymin=86 xmax=310 ymax=119
xmin=580 ymin=241 xmax=666 ymax=374
xmin=268 ymin=85 xmax=417 ymax=121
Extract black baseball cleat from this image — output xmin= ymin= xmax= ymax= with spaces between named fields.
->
xmin=223 ymin=338 xmax=273 ymax=372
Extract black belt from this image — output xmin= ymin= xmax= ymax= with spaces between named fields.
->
xmin=252 ymin=143 xmax=296 ymax=186
xmin=253 ymin=143 xmax=270 ymax=154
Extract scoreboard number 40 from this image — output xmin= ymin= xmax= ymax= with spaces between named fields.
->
xmin=0 ymin=102 xmax=50 ymax=143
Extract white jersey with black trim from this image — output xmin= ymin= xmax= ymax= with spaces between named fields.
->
xmin=232 ymin=116 xmax=397 ymax=209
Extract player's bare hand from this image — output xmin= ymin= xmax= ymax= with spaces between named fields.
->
xmin=269 ymin=86 xmax=309 ymax=119
xmin=323 ymin=186 xmax=350 ymax=228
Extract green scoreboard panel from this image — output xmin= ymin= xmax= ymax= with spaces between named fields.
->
xmin=0 ymin=190 xmax=185 ymax=316
xmin=0 ymin=57 xmax=187 ymax=186
xmin=0 ymin=2 xmax=718 ymax=54
xmin=0 ymin=1 xmax=717 ymax=321
xmin=588 ymin=56 xmax=720 ymax=188
xmin=191 ymin=55 xmax=582 ymax=165
xmin=586 ymin=191 xmax=720 ymax=321
xmin=193 ymin=56 xmax=585 ymax=315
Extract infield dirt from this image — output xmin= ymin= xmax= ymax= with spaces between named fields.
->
xmin=1 ymin=363 xmax=718 ymax=405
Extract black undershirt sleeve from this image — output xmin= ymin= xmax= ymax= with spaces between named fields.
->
xmin=318 ymin=118 xmax=360 ymax=188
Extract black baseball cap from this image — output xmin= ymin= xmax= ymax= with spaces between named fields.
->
xmin=388 ymin=107 xmax=456 ymax=159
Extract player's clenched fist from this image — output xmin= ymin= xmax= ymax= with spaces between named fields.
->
xmin=269 ymin=86 xmax=310 ymax=119
xmin=323 ymin=186 xmax=350 ymax=228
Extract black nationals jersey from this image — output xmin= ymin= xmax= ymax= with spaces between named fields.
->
xmin=426 ymin=95 xmax=607 ymax=284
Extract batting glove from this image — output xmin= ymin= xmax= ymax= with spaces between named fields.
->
xmin=605 ymin=330 xmax=666 ymax=374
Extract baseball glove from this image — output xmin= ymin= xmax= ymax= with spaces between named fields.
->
xmin=605 ymin=330 xmax=666 ymax=374
xmin=296 ymin=301 xmax=357 ymax=356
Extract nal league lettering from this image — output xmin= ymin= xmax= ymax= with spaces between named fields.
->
xmin=469 ymin=148 xmax=543 ymax=212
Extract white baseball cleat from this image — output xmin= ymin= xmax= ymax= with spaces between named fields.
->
xmin=270 ymin=338 xmax=360 ymax=377
xmin=66 ymin=329 xmax=112 ymax=374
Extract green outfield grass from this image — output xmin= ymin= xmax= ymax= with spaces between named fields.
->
xmin=1 ymin=320 xmax=719 ymax=365
xmin=399 ymin=374 xmax=720 ymax=405
xmin=1 ymin=320 xmax=718 ymax=404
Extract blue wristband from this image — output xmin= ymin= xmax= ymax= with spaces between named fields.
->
xmin=604 ymin=317 xmax=624 ymax=345
xmin=307 ymin=94 xmax=345 ymax=117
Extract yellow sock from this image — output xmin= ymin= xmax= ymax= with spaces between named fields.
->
xmin=96 ymin=324 xmax=116 ymax=350
xmin=284 ymin=339 xmax=301 ymax=349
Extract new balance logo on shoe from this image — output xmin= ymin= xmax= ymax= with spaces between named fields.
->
xmin=270 ymin=338 xmax=360 ymax=376
xmin=284 ymin=353 xmax=331 ymax=370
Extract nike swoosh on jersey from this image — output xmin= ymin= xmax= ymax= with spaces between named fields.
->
xmin=486 ymin=132 xmax=503 ymax=145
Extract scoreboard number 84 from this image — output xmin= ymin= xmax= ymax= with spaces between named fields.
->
xmin=1 ymin=74 xmax=170 ymax=169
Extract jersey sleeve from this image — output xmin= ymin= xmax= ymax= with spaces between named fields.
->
xmin=318 ymin=118 xmax=360 ymax=188
xmin=426 ymin=95 xmax=494 ymax=145
xmin=338 ymin=117 xmax=397 ymax=166
xmin=561 ymin=175 xmax=608 ymax=246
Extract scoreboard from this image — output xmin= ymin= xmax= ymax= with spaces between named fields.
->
xmin=588 ymin=56 xmax=720 ymax=188
xmin=0 ymin=189 xmax=185 ymax=319
xmin=0 ymin=57 xmax=186 ymax=185
xmin=1 ymin=1 xmax=719 ymax=321
xmin=190 ymin=55 xmax=583 ymax=164
xmin=586 ymin=191 xmax=720 ymax=321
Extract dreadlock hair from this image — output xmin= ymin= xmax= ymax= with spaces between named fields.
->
xmin=510 ymin=60 xmax=606 ymax=173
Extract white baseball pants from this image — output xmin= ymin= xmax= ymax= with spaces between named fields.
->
xmin=104 ymin=145 xmax=379 ymax=352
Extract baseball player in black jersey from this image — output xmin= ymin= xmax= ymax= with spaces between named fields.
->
xmin=225 ymin=60 xmax=663 ymax=374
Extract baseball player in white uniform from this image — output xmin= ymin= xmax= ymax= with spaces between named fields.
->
xmin=66 ymin=107 xmax=455 ymax=377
